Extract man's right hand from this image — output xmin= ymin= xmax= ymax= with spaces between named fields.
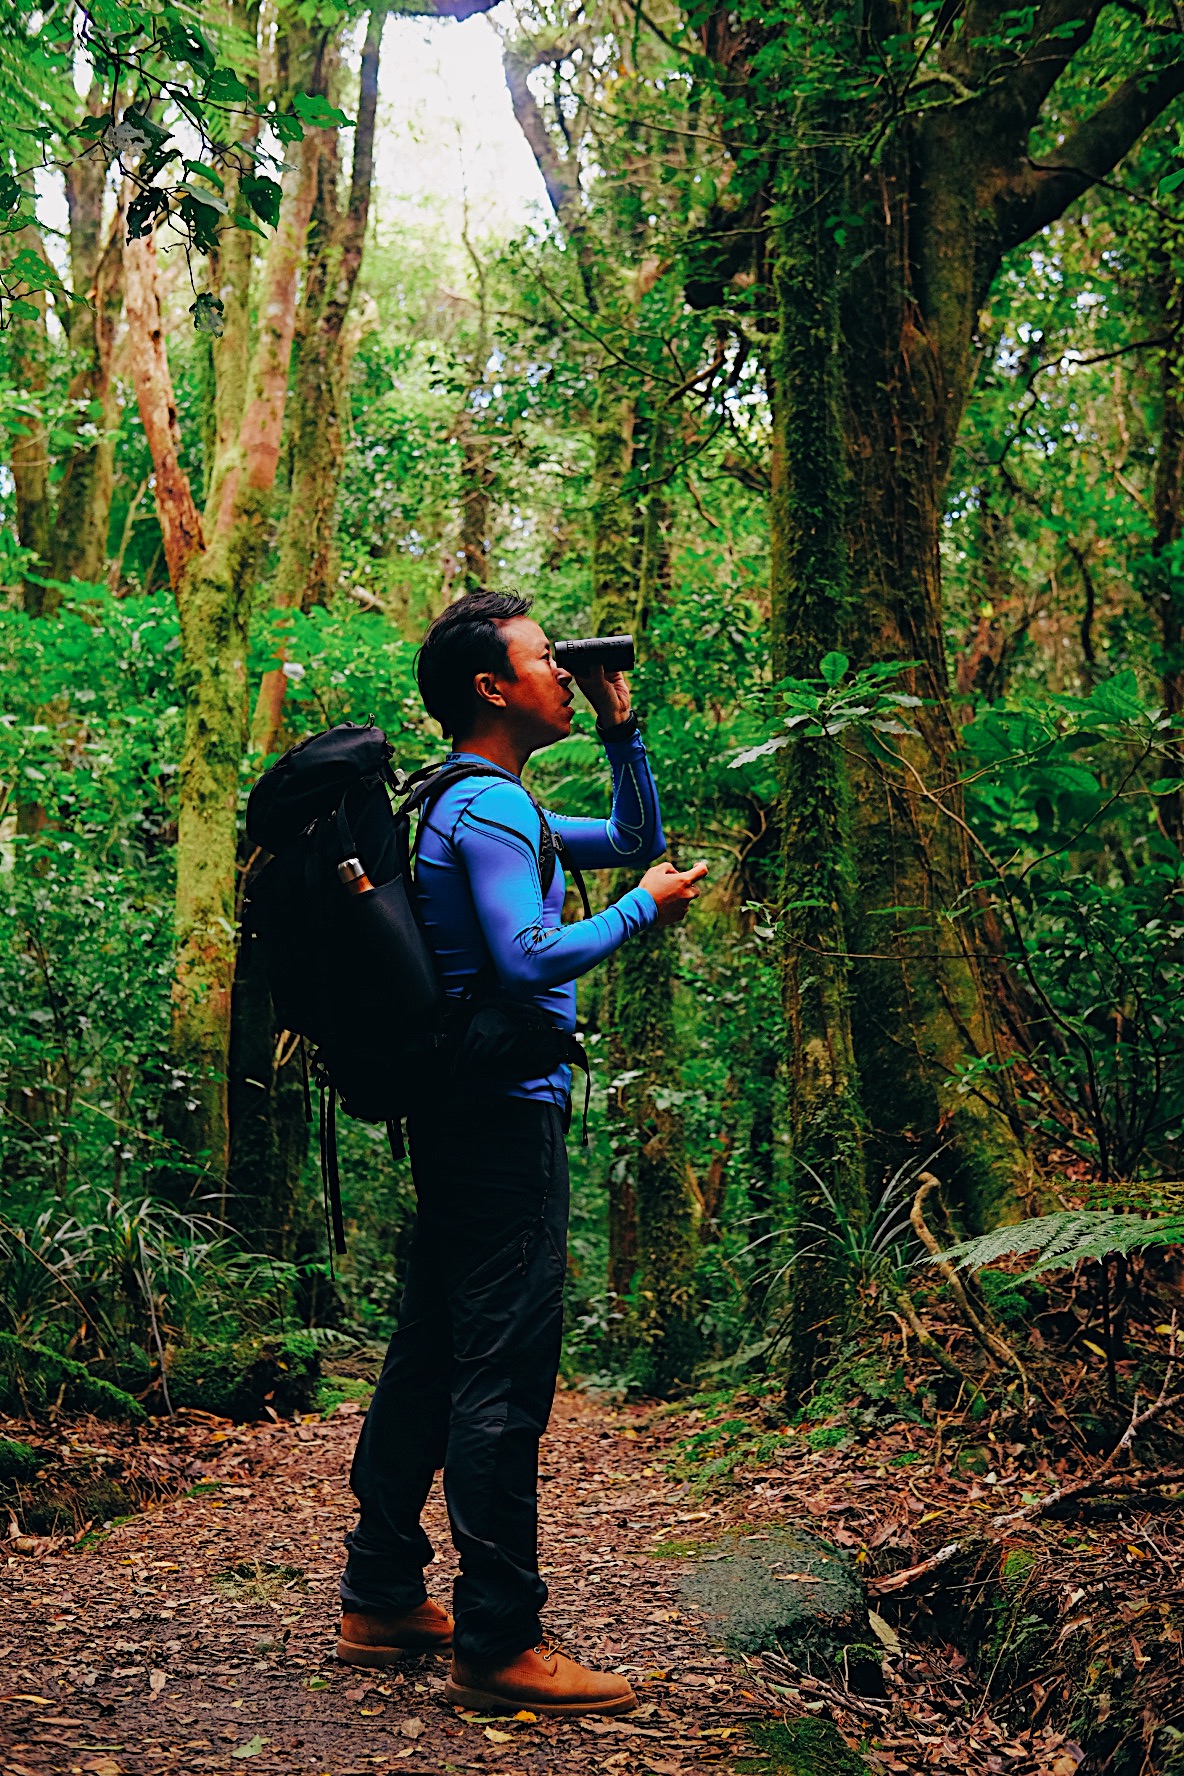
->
xmin=640 ymin=859 xmax=709 ymax=927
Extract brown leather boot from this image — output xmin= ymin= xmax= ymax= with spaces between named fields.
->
xmin=444 ymin=1643 xmax=637 ymax=1717
xmin=336 ymin=1600 xmax=454 ymax=1665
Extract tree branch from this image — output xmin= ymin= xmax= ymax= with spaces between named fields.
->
xmin=995 ymin=0 xmax=1105 ymax=126
xmin=122 ymin=226 xmax=205 ymax=590
xmin=502 ymin=40 xmax=582 ymax=227
xmin=998 ymin=58 xmax=1184 ymax=249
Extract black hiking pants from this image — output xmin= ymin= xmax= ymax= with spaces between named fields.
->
xmin=340 ymin=1096 xmax=569 ymax=1665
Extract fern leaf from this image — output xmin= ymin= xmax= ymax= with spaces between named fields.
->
xmin=935 ymin=1210 xmax=1184 ymax=1278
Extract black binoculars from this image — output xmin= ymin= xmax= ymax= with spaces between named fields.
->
xmin=552 ymin=633 xmax=635 ymax=673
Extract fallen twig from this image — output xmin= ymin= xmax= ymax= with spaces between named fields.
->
xmin=892 ymin=1287 xmax=973 ymax=1389
xmin=914 ymin=1173 xmax=1032 ymax=1412
xmin=866 ymin=1539 xmax=968 ymax=1596
xmin=993 ymin=1312 xmax=1182 ymax=1526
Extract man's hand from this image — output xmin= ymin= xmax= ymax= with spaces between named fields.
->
xmin=639 ymin=860 xmax=709 ymax=927
xmin=572 ymin=663 xmax=631 ymax=729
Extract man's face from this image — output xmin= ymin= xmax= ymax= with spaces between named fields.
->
xmin=479 ymin=616 xmax=574 ymax=747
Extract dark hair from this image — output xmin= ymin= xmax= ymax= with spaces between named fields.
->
xmin=416 ymin=591 xmax=532 ymax=738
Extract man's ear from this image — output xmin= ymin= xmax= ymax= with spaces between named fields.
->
xmin=473 ymin=670 xmax=507 ymax=712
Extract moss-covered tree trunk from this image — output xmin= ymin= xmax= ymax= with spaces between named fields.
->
xmin=698 ymin=2 xmax=1184 ymax=1270
xmin=251 ymin=8 xmax=385 ymax=759
xmin=1148 ymin=265 xmax=1184 ymax=852
xmin=594 ymin=412 xmax=700 ymax=1388
xmin=49 ymin=100 xmax=125 ymax=587
xmin=768 ymin=148 xmax=865 ymax=1403
xmin=125 ymin=99 xmax=319 ymax=1186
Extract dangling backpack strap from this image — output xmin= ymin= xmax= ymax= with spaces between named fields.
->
xmin=552 ymin=832 xmax=591 ymax=921
xmin=564 ymin=1034 xmax=592 ymax=1144
xmin=318 ymin=1082 xmax=348 ymax=1263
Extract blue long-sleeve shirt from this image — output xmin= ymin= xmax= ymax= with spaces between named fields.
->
xmin=415 ymin=725 xmax=665 ymax=1105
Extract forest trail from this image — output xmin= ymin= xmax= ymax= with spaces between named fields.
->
xmin=0 ymin=1390 xmax=763 ymax=1776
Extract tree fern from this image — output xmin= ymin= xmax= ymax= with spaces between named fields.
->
xmin=0 ymin=4 xmax=77 ymax=173
xmin=937 ymin=1211 xmax=1184 ymax=1278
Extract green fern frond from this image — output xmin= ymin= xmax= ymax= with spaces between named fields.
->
xmin=936 ymin=1210 xmax=1184 ymax=1278
xmin=0 ymin=5 xmax=77 ymax=169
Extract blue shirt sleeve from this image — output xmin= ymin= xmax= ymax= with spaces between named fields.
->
xmin=543 ymin=726 xmax=665 ymax=868
xmin=454 ymin=778 xmax=657 ymax=995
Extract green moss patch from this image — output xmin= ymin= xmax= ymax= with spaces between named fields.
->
xmin=0 ymin=1437 xmax=40 ymax=1482
xmin=0 ymin=1333 xmax=145 ymax=1423
xmin=737 ymin=1719 xmax=871 ymax=1775
xmin=680 ymin=1527 xmax=881 ymax=1692
xmin=168 ymin=1331 xmax=321 ymax=1421
xmin=214 ymin=1560 xmax=306 ymax=1601
xmin=315 ymin=1374 xmax=373 ymax=1417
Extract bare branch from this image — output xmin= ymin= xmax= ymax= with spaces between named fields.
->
xmin=502 ymin=41 xmax=583 ymax=227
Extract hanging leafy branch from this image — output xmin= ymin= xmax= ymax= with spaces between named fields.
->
xmin=0 ymin=0 xmax=353 ymax=328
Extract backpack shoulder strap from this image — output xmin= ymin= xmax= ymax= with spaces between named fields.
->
xmin=406 ymin=762 xmax=561 ymax=897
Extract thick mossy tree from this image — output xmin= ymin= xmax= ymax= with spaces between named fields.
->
xmin=691 ymin=0 xmax=1184 ymax=1393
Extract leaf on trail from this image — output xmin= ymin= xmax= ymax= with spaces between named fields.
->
xmin=400 ymin=1717 xmax=424 ymax=1738
xmin=1 ymin=1694 xmax=54 ymax=1704
xmin=867 ymin=1609 xmax=901 ymax=1654
xmin=306 ymin=1676 xmax=330 ymax=1689
xmin=484 ymin=1727 xmax=515 ymax=1742
xmin=513 ymin=1709 xmax=538 ymax=1722
xmin=148 ymin=1668 xmax=167 ymax=1694
xmin=231 ymin=1736 xmax=268 ymax=1759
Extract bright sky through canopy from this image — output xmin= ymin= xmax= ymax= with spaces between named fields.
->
xmin=373 ymin=11 xmax=550 ymax=239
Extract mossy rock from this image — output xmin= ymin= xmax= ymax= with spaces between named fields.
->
xmin=680 ymin=1527 xmax=880 ymax=1692
xmin=0 ymin=1333 xmax=145 ymax=1423
xmin=13 ymin=1474 xmax=136 ymax=1538
xmin=167 ymin=1331 xmax=321 ymax=1421
xmin=0 ymin=1438 xmax=40 ymax=1483
xmin=738 ymin=1719 xmax=871 ymax=1775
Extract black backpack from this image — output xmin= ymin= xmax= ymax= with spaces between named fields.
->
xmin=242 ymin=720 xmax=589 ymax=1256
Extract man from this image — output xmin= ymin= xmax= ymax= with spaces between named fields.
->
xmin=337 ymin=591 xmax=706 ymax=1716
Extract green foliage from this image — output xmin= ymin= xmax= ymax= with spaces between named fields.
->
xmin=0 ymin=3 xmax=354 ymax=326
xmin=938 ymin=1210 xmax=1184 ymax=1278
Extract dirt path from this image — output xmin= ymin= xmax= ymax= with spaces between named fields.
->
xmin=0 ymin=1391 xmax=765 ymax=1776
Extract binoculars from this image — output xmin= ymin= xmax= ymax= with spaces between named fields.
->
xmin=552 ymin=633 xmax=635 ymax=673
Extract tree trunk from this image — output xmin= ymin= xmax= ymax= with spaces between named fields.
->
xmin=6 ymin=227 xmax=53 ymax=613
xmin=1148 ymin=266 xmax=1184 ymax=852
xmin=695 ymin=3 xmax=1184 ymax=1284
xmin=252 ymin=8 xmax=385 ymax=759
xmin=125 ymin=111 xmax=318 ymax=1185
xmin=594 ymin=413 xmax=700 ymax=1388
xmin=835 ymin=113 xmax=1033 ymax=1230
xmin=49 ymin=190 xmax=126 ymax=586
xmin=768 ymin=147 xmax=866 ymax=1404
xmin=168 ymin=132 xmax=319 ymax=1183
